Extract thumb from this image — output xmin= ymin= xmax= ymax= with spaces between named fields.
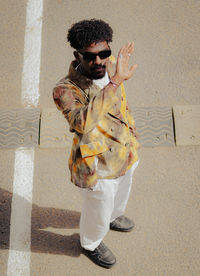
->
xmin=130 ymin=64 xmax=138 ymax=73
xmin=126 ymin=64 xmax=137 ymax=80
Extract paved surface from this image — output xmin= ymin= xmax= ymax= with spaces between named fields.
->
xmin=0 ymin=1 xmax=200 ymax=276
xmin=0 ymin=109 xmax=40 ymax=148
xmin=173 ymin=105 xmax=200 ymax=146
xmin=0 ymin=106 xmax=175 ymax=148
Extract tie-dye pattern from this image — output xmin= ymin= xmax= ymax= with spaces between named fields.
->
xmin=53 ymin=58 xmax=139 ymax=188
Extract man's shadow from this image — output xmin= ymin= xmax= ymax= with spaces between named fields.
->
xmin=0 ymin=187 xmax=81 ymax=257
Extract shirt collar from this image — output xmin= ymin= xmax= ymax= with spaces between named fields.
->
xmin=65 ymin=58 xmax=115 ymax=91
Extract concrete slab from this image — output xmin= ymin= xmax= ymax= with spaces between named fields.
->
xmin=132 ymin=106 xmax=175 ymax=147
xmin=173 ymin=105 xmax=200 ymax=146
xmin=39 ymin=108 xmax=73 ymax=148
xmin=30 ymin=146 xmax=200 ymax=276
xmin=0 ymin=1 xmax=27 ymax=108
xmin=31 ymin=148 xmax=81 ymax=275
xmin=0 ymin=109 xmax=40 ymax=148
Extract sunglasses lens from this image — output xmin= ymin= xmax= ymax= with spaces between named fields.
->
xmin=99 ymin=50 xmax=111 ymax=59
xmin=83 ymin=52 xmax=96 ymax=61
xmin=81 ymin=49 xmax=111 ymax=61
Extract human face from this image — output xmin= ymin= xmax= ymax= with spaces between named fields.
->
xmin=76 ymin=41 xmax=111 ymax=79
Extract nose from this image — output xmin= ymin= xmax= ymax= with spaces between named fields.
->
xmin=94 ymin=55 xmax=102 ymax=65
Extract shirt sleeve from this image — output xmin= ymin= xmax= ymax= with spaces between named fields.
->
xmin=53 ymin=83 xmax=119 ymax=134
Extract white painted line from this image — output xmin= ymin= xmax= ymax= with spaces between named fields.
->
xmin=7 ymin=148 xmax=34 ymax=276
xmin=21 ymin=0 xmax=43 ymax=107
xmin=7 ymin=0 xmax=43 ymax=275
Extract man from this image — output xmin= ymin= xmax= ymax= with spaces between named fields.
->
xmin=53 ymin=19 xmax=139 ymax=269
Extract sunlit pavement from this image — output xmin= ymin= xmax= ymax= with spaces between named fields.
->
xmin=0 ymin=1 xmax=200 ymax=275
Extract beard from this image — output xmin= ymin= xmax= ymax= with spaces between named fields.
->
xmin=90 ymin=64 xmax=106 ymax=79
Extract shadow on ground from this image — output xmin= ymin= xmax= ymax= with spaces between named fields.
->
xmin=0 ymin=187 xmax=81 ymax=257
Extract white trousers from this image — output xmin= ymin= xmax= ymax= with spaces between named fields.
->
xmin=79 ymin=160 xmax=139 ymax=251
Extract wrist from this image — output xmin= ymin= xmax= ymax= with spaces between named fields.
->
xmin=111 ymin=75 xmax=123 ymax=86
xmin=109 ymin=79 xmax=119 ymax=89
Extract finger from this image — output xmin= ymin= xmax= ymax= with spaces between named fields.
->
xmin=127 ymin=42 xmax=134 ymax=50
xmin=122 ymin=42 xmax=134 ymax=57
xmin=125 ymin=42 xmax=132 ymax=52
xmin=125 ymin=64 xmax=137 ymax=80
xmin=121 ymin=43 xmax=129 ymax=52
xmin=129 ymin=64 xmax=137 ymax=74
xmin=118 ymin=45 xmax=126 ymax=58
xmin=130 ymin=42 xmax=134 ymax=52
xmin=118 ymin=42 xmax=134 ymax=59
xmin=127 ymin=42 xmax=134 ymax=55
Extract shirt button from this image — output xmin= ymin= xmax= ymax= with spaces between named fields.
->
xmin=109 ymin=146 xmax=114 ymax=152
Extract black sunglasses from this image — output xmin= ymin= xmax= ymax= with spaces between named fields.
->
xmin=78 ymin=49 xmax=111 ymax=61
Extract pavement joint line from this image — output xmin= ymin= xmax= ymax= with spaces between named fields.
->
xmin=171 ymin=107 xmax=177 ymax=145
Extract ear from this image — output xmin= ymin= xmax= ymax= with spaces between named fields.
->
xmin=74 ymin=51 xmax=80 ymax=61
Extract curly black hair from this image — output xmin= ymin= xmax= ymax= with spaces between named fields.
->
xmin=67 ymin=19 xmax=113 ymax=50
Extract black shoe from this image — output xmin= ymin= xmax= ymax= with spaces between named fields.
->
xmin=82 ymin=242 xmax=116 ymax=269
xmin=110 ymin=215 xmax=135 ymax=232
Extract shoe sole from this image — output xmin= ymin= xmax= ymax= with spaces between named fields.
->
xmin=110 ymin=226 xmax=134 ymax=232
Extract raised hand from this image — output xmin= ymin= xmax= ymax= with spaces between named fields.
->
xmin=111 ymin=42 xmax=137 ymax=85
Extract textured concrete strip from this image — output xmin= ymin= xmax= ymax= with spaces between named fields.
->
xmin=40 ymin=108 xmax=73 ymax=148
xmin=0 ymin=109 xmax=40 ymax=148
xmin=40 ymin=107 xmax=174 ymax=148
xmin=173 ymin=105 xmax=200 ymax=146
xmin=132 ymin=106 xmax=175 ymax=147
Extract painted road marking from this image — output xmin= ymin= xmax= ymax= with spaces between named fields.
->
xmin=21 ymin=0 xmax=43 ymax=108
xmin=7 ymin=0 xmax=43 ymax=275
xmin=7 ymin=148 xmax=34 ymax=276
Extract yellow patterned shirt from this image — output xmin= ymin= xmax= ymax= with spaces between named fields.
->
xmin=53 ymin=57 xmax=139 ymax=188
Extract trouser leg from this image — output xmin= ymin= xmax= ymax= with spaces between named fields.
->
xmin=110 ymin=160 xmax=139 ymax=222
xmin=79 ymin=178 xmax=118 ymax=251
xmin=79 ymin=160 xmax=139 ymax=251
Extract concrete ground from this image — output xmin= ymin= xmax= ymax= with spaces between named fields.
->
xmin=0 ymin=1 xmax=200 ymax=275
